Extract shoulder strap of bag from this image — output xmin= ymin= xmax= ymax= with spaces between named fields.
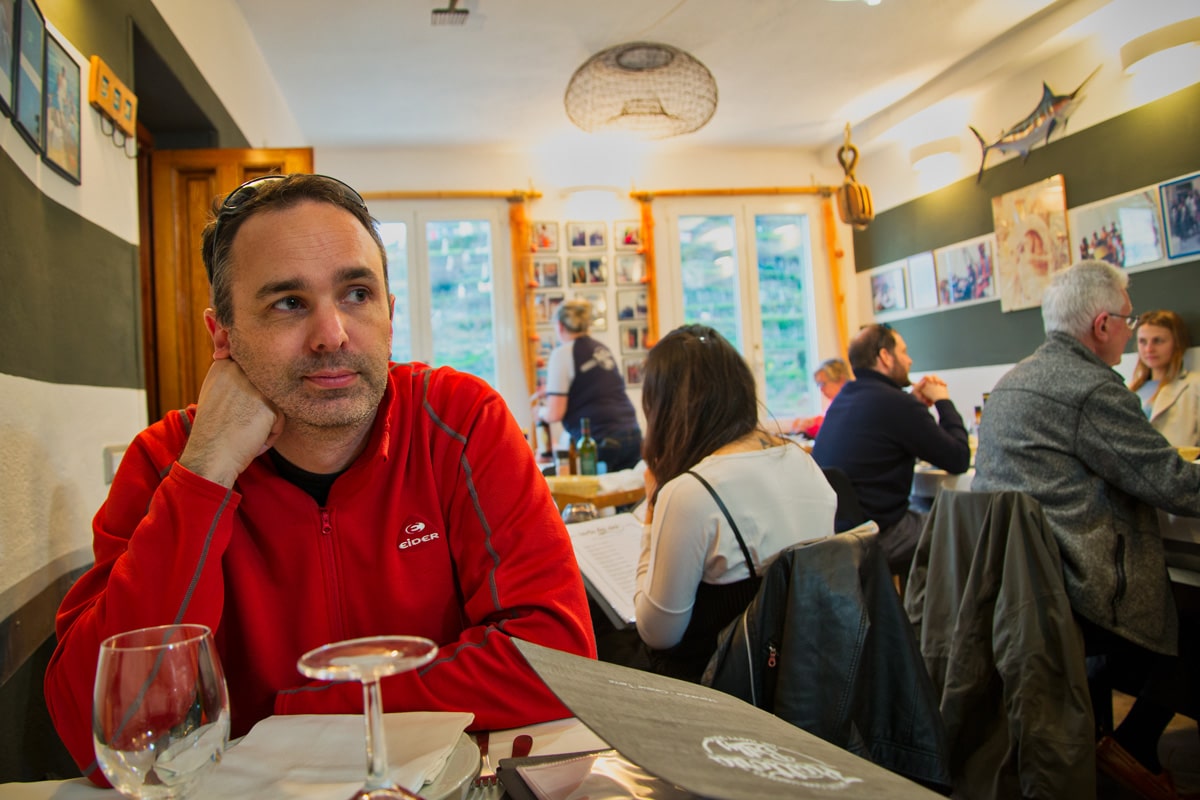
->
xmin=687 ymin=469 xmax=758 ymax=579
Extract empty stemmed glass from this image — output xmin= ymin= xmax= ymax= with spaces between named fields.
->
xmin=297 ymin=635 xmax=439 ymax=799
xmin=93 ymin=623 xmax=230 ymax=799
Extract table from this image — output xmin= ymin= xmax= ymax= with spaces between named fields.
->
xmin=0 ymin=717 xmax=608 ymax=799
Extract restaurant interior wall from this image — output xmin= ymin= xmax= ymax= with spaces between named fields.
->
xmin=851 ymin=77 xmax=1200 ymax=424
xmin=0 ymin=0 xmax=300 ymax=781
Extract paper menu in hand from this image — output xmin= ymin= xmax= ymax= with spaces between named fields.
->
xmin=566 ymin=512 xmax=642 ymax=628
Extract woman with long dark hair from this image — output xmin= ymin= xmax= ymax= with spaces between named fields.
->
xmin=633 ymin=325 xmax=836 ymax=681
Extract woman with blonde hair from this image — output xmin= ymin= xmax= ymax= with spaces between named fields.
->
xmin=534 ymin=298 xmax=642 ymax=471
xmin=1128 ymin=309 xmax=1200 ymax=446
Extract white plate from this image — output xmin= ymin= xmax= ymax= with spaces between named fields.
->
xmin=423 ymin=732 xmax=480 ymax=800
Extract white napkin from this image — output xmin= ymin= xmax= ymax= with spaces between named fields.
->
xmin=197 ymin=711 xmax=474 ymax=799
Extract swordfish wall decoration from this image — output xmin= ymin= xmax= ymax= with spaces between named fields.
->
xmin=969 ymin=66 xmax=1102 ymax=183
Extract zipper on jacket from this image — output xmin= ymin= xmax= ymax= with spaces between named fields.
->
xmin=1110 ymin=534 xmax=1127 ymax=625
xmin=318 ymin=508 xmax=345 ymax=641
xmin=767 ymin=642 xmax=778 ymax=669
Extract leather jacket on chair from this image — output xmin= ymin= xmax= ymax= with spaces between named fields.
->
xmin=702 ymin=528 xmax=951 ymax=790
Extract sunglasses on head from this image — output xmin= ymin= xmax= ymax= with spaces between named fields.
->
xmin=205 ymin=174 xmax=368 ymax=281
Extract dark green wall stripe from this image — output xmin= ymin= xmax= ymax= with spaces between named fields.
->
xmin=0 ymin=148 xmax=143 ymax=387
xmin=894 ymin=265 xmax=1200 ymax=371
xmin=853 ymin=79 xmax=1200 ymax=372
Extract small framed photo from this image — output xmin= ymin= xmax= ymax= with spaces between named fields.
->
xmin=534 ymin=291 xmax=564 ymax=324
xmin=1070 ymin=186 xmax=1166 ymax=269
xmin=569 ymin=256 xmax=606 ymax=286
xmin=1159 ymin=173 xmax=1200 ymax=259
xmin=566 ymin=221 xmax=606 ymax=251
xmin=907 ymin=251 xmax=940 ymax=310
xmin=12 ymin=0 xmax=44 ymax=152
xmin=535 ymin=327 xmax=556 ymax=362
xmin=620 ymin=322 xmax=650 ymax=354
xmin=533 ymin=256 xmax=561 ymax=288
xmin=933 ymin=234 xmax=996 ymax=305
xmin=614 ymin=220 xmax=642 ymax=250
xmin=531 ymin=221 xmax=559 ymax=252
xmin=576 ymin=290 xmax=608 ymax=331
xmin=0 ymin=0 xmax=16 ymax=116
xmin=624 ymin=358 xmax=645 ymax=387
xmin=869 ymin=261 xmax=908 ymax=315
xmin=615 ymin=253 xmax=646 ymax=285
xmin=616 ymin=288 xmax=647 ymax=321
xmin=42 ymin=32 xmax=80 ymax=184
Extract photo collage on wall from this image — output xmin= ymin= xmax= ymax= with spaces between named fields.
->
xmin=530 ymin=219 xmax=648 ymax=386
xmin=862 ymin=169 xmax=1193 ymax=323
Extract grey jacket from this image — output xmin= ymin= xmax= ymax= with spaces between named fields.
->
xmin=906 ymin=490 xmax=1094 ymax=800
xmin=973 ymin=332 xmax=1200 ymax=654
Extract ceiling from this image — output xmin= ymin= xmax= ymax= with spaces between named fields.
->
xmin=225 ymin=0 xmax=1105 ymax=154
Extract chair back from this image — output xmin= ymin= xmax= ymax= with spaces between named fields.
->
xmin=703 ymin=528 xmax=951 ymax=789
xmin=905 ymin=489 xmax=1094 ymax=800
xmin=821 ymin=466 xmax=868 ymax=532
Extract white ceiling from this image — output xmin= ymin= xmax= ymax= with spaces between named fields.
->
xmin=230 ymin=0 xmax=1104 ymax=153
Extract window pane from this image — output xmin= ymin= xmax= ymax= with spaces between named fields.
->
xmin=425 ymin=220 xmax=495 ymax=383
xmin=755 ymin=214 xmax=812 ymax=417
xmin=678 ymin=214 xmax=741 ymax=349
xmin=379 ymin=221 xmax=411 ymax=363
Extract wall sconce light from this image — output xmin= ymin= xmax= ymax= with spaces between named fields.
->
xmin=909 ymin=137 xmax=961 ymax=172
xmin=1120 ymin=16 xmax=1200 ymax=73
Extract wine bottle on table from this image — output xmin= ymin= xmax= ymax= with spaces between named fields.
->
xmin=578 ymin=417 xmax=598 ymax=476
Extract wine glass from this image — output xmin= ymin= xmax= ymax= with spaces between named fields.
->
xmin=297 ymin=635 xmax=439 ymax=799
xmin=93 ymin=623 xmax=230 ymax=799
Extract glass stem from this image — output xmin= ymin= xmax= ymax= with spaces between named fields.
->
xmin=362 ymin=675 xmax=395 ymax=791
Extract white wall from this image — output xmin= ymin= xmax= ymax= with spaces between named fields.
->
xmin=0 ymin=27 xmax=146 ymax=617
xmin=856 ymin=0 xmax=1200 ymax=213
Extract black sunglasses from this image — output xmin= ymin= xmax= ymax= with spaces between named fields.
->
xmin=206 ymin=174 xmax=368 ymax=281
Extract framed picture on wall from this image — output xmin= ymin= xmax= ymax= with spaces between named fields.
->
xmin=624 ymin=358 xmax=645 ymax=387
xmin=531 ymin=221 xmax=559 ymax=252
xmin=615 ymin=253 xmax=646 ymax=285
xmin=933 ymin=234 xmax=996 ymax=305
xmin=614 ymin=220 xmax=642 ymax=250
xmin=42 ymin=32 xmax=80 ymax=184
xmin=616 ymin=288 xmax=647 ymax=321
xmin=566 ymin=221 xmax=606 ymax=251
xmin=1159 ymin=172 xmax=1200 ymax=260
xmin=536 ymin=327 xmax=556 ymax=361
xmin=991 ymin=174 xmax=1071 ymax=312
xmin=569 ymin=256 xmax=606 ymax=286
xmin=534 ymin=291 xmax=564 ymax=324
xmin=869 ymin=261 xmax=908 ymax=315
xmin=0 ymin=0 xmax=16 ymax=116
xmin=533 ymin=256 xmax=561 ymax=288
xmin=619 ymin=322 xmax=650 ymax=354
xmin=906 ymin=251 xmax=940 ymax=310
xmin=12 ymin=0 xmax=44 ymax=151
xmin=1069 ymin=186 xmax=1166 ymax=269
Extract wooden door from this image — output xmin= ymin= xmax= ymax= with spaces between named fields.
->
xmin=145 ymin=147 xmax=313 ymax=422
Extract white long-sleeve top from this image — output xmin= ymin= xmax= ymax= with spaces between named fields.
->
xmin=634 ymin=444 xmax=836 ymax=650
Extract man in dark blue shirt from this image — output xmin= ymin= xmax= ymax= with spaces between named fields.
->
xmin=813 ymin=324 xmax=970 ymax=574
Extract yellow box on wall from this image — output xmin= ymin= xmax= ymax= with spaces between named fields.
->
xmin=87 ymin=55 xmax=138 ymax=139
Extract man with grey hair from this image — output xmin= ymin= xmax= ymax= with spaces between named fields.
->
xmin=974 ymin=259 xmax=1200 ymax=790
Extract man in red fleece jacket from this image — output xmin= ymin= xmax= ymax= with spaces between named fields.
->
xmin=45 ymin=173 xmax=597 ymax=784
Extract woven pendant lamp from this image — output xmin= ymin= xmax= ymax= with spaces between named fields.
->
xmin=564 ymin=42 xmax=718 ymax=139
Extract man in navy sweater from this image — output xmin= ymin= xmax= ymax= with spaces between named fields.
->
xmin=813 ymin=324 xmax=970 ymax=574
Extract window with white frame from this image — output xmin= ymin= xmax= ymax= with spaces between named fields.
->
xmin=660 ymin=199 xmax=823 ymax=422
xmin=373 ymin=201 xmax=525 ymax=417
